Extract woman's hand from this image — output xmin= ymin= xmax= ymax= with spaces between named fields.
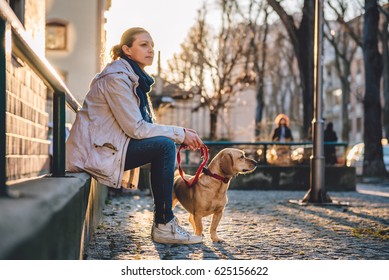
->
xmin=183 ymin=128 xmax=204 ymax=150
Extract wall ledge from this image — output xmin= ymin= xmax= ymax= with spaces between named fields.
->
xmin=0 ymin=173 xmax=107 ymax=259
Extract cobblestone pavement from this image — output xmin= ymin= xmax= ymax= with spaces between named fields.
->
xmin=85 ymin=186 xmax=389 ymax=260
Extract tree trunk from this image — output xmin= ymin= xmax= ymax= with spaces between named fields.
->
xmin=341 ymin=66 xmax=351 ymax=142
xmin=267 ymin=0 xmax=315 ymax=139
xmin=209 ymin=110 xmax=218 ymax=140
xmin=297 ymin=3 xmax=315 ymax=138
xmin=254 ymin=6 xmax=269 ymax=140
xmin=363 ymin=0 xmax=386 ymax=177
xmin=382 ymin=14 xmax=389 ymax=138
xmin=255 ymin=86 xmax=265 ymax=140
xmin=341 ymin=84 xmax=350 ymax=142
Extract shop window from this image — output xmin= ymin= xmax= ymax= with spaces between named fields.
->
xmin=45 ymin=20 xmax=68 ymax=50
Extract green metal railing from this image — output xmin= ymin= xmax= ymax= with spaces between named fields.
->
xmin=0 ymin=1 xmax=81 ymax=196
xmin=180 ymin=141 xmax=349 ymax=166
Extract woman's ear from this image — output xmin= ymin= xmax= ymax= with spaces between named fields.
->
xmin=121 ymin=45 xmax=132 ymax=57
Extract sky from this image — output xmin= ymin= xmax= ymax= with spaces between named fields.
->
xmin=105 ymin=0 xmax=206 ymax=75
xmin=104 ymin=0 xmax=363 ymax=76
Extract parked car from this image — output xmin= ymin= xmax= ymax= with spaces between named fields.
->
xmin=346 ymin=141 xmax=389 ymax=175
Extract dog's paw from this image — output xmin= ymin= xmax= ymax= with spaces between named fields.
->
xmin=211 ymin=236 xmax=224 ymax=243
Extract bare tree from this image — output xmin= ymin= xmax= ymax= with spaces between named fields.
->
xmin=363 ymin=0 xmax=386 ymax=176
xmin=266 ymin=30 xmax=299 ymax=123
xmin=167 ymin=1 xmax=247 ymax=140
xmin=233 ymin=0 xmax=270 ymax=139
xmin=325 ymin=0 xmax=361 ymax=142
xmin=266 ymin=0 xmax=315 ymax=138
xmin=330 ymin=0 xmax=388 ymax=177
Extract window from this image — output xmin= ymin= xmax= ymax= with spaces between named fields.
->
xmin=357 ymin=117 xmax=362 ymax=132
xmin=332 ymin=88 xmax=342 ymax=105
xmin=9 ymin=0 xmax=25 ymax=25
xmin=326 ymin=65 xmax=332 ymax=77
xmin=45 ymin=20 xmax=68 ymax=50
xmin=356 ymin=63 xmax=362 ymax=75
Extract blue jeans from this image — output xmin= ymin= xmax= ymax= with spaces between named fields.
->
xmin=124 ymin=136 xmax=176 ymax=224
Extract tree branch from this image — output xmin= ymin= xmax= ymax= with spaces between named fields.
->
xmin=327 ymin=0 xmax=363 ymax=47
xmin=378 ymin=3 xmax=389 ymax=18
xmin=266 ymin=0 xmax=299 ymax=49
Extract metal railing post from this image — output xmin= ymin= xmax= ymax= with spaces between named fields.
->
xmin=0 ymin=18 xmax=6 ymax=195
xmin=263 ymin=143 xmax=268 ymax=165
xmin=52 ymin=91 xmax=66 ymax=177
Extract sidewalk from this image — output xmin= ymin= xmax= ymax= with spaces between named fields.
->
xmin=85 ymin=185 xmax=389 ymax=260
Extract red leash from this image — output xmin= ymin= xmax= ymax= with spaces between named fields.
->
xmin=177 ymin=144 xmax=209 ymax=187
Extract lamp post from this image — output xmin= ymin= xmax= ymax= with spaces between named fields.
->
xmin=288 ymin=0 xmax=341 ymax=205
xmin=301 ymin=0 xmax=332 ymax=203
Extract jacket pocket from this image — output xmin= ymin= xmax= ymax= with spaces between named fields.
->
xmin=84 ymin=141 xmax=119 ymax=178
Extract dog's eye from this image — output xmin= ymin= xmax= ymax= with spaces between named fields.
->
xmin=240 ymin=155 xmax=244 ymax=159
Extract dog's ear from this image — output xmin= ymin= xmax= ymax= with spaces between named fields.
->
xmin=220 ymin=152 xmax=234 ymax=175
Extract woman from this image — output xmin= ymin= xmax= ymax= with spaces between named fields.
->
xmin=272 ymin=117 xmax=293 ymax=142
xmin=66 ymin=27 xmax=203 ymax=244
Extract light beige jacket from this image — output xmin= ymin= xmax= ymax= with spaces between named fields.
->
xmin=66 ymin=58 xmax=185 ymax=188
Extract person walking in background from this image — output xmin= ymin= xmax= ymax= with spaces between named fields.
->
xmin=269 ymin=114 xmax=294 ymax=165
xmin=272 ymin=114 xmax=293 ymax=142
xmin=66 ymin=27 xmax=203 ymax=244
xmin=324 ymin=122 xmax=338 ymax=165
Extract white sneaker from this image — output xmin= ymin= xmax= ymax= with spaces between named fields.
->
xmin=151 ymin=217 xmax=202 ymax=244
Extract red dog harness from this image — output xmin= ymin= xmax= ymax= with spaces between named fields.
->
xmin=176 ymin=144 xmax=231 ymax=187
xmin=177 ymin=144 xmax=209 ymax=187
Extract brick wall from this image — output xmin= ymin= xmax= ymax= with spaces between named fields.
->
xmin=5 ymin=0 xmax=50 ymax=184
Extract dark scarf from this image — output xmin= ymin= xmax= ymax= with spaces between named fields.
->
xmin=121 ymin=55 xmax=154 ymax=123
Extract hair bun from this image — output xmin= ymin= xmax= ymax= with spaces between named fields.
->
xmin=110 ymin=44 xmax=122 ymax=60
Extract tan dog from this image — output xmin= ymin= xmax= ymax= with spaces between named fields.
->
xmin=173 ymin=148 xmax=257 ymax=242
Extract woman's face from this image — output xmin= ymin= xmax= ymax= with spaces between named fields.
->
xmin=123 ymin=32 xmax=154 ymax=69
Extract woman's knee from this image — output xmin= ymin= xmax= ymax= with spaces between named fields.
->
xmin=154 ymin=136 xmax=176 ymax=154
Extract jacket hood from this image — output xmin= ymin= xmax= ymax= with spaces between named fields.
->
xmin=90 ymin=58 xmax=139 ymax=86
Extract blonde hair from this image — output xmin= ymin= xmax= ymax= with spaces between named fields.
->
xmin=110 ymin=27 xmax=150 ymax=60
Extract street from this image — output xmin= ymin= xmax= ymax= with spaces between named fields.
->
xmin=85 ymin=184 xmax=389 ymax=260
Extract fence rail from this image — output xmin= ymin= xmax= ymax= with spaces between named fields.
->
xmin=0 ymin=0 xmax=81 ymax=196
xmin=180 ymin=141 xmax=349 ymax=166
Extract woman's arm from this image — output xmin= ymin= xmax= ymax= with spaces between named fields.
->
xmin=102 ymin=74 xmax=185 ymax=143
xmin=101 ymin=74 xmax=203 ymax=150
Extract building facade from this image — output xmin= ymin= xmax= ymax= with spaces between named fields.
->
xmin=322 ymin=19 xmax=365 ymax=145
xmin=152 ymin=83 xmax=257 ymax=141
xmin=45 ymin=0 xmax=111 ymax=123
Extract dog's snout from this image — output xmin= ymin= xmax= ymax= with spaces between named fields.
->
xmin=249 ymin=158 xmax=258 ymax=167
